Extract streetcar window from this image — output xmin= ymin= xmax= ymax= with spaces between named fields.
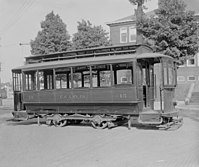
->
xmin=13 ymin=72 xmax=22 ymax=91
xmin=168 ymin=67 xmax=174 ymax=85
xmin=163 ymin=66 xmax=168 ymax=85
xmin=113 ymin=63 xmax=133 ymax=85
xmin=83 ymin=70 xmax=91 ymax=88
xmin=73 ymin=72 xmax=82 ymax=88
xmin=72 ymin=66 xmax=90 ymax=88
xmin=100 ymin=71 xmax=112 ymax=87
xmin=92 ymin=64 xmax=112 ymax=87
xmin=38 ymin=71 xmax=44 ymax=90
xmin=149 ymin=67 xmax=154 ymax=86
xmin=163 ymin=60 xmax=176 ymax=86
xmin=38 ymin=69 xmax=54 ymax=90
xmin=24 ymin=71 xmax=37 ymax=91
xmin=56 ymin=73 xmax=67 ymax=89
xmin=55 ymin=68 xmax=70 ymax=89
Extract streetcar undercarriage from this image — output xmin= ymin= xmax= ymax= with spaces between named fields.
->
xmin=12 ymin=109 xmax=183 ymax=130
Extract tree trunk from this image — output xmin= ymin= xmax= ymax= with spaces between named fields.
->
xmin=136 ymin=1 xmax=144 ymax=44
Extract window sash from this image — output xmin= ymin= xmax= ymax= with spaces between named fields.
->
xmin=129 ymin=26 xmax=136 ymax=42
xmin=120 ymin=27 xmax=127 ymax=43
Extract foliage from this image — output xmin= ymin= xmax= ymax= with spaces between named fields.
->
xmin=128 ymin=0 xmax=150 ymax=43
xmin=139 ymin=0 xmax=199 ymax=63
xmin=30 ymin=11 xmax=71 ymax=55
xmin=72 ymin=20 xmax=110 ymax=50
xmin=128 ymin=0 xmax=148 ymax=7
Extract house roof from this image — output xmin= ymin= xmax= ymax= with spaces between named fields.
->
xmin=106 ymin=9 xmax=199 ymax=26
xmin=106 ymin=10 xmax=156 ymax=26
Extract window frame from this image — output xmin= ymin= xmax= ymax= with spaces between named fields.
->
xmin=187 ymin=56 xmax=196 ymax=67
xmin=37 ymin=69 xmax=54 ymax=90
xmin=12 ymin=72 xmax=22 ymax=91
xmin=197 ymin=53 xmax=199 ymax=66
xmin=129 ymin=26 xmax=136 ymax=43
xmin=120 ymin=27 xmax=128 ymax=43
xmin=162 ymin=59 xmax=177 ymax=87
xmin=187 ymin=76 xmax=196 ymax=81
xmin=55 ymin=67 xmax=71 ymax=89
xmin=112 ymin=62 xmax=134 ymax=86
xmin=177 ymin=76 xmax=185 ymax=82
xmin=24 ymin=71 xmax=37 ymax=91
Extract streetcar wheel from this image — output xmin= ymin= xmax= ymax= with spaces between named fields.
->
xmin=91 ymin=121 xmax=108 ymax=129
xmin=57 ymin=120 xmax=67 ymax=127
xmin=46 ymin=119 xmax=53 ymax=126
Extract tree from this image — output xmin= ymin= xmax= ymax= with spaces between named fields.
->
xmin=30 ymin=11 xmax=71 ymax=55
xmin=72 ymin=20 xmax=110 ymax=50
xmin=138 ymin=0 xmax=199 ymax=63
xmin=129 ymin=0 xmax=149 ymax=44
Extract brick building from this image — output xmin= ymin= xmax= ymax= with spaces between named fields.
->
xmin=106 ymin=12 xmax=199 ymax=102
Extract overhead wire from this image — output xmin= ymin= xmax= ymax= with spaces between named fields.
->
xmin=0 ymin=0 xmax=36 ymax=35
xmin=2 ymin=0 xmax=33 ymax=26
xmin=0 ymin=0 xmax=28 ymax=33
xmin=1 ymin=43 xmax=19 ymax=48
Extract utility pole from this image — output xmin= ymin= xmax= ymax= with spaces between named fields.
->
xmin=0 ymin=38 xmax=2 ymax=106
xmin=0 ymin=62 xmax=2 ymax=106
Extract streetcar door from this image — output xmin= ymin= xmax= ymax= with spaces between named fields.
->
xmin=12 ymin=71 xmax=23 ymax=111
xmin=142 ymin=62 xmax=155 ymax=109
xmin=161 ymin=58 xmax=177 ymax=113
xmin=137 ymin=60 xmax=155 ymax=110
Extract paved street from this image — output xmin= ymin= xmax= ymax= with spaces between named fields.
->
xmin=0 ymin=99 xmax=199 ymax=167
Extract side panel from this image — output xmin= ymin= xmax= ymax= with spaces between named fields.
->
xmin=163 ymin=88 xmax=175 ymax=113
xmin=136 ymin=63 xmax=144 ymax=112
xmin=23 ymin=87 xmax=138 ymax=104
xmin=14 ymin=91 xmax=22 ymax=111
xmin=22 ymin=87 xmax=140 ymax=115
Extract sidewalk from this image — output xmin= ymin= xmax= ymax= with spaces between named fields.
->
xmin=154 ymin=101 xmax=199 ymax=111
xmin=0 ymin=98 xmax=14 ymax=110
xmin=175 ymin=101 xmax=199 ymax=111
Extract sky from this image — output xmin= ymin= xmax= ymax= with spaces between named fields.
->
xmin=0 ymin=0 xmax=198 ymax=83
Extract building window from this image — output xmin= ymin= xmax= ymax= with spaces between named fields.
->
xmin=120 ymin=27 xmax=127 ymax=43
xmin=129 ymin=26 xmax=136 ymax=42
xmin=187 ymin=76 xmax=196 ymax=81
xmin=177 ymin=76 xmax=185 ymax=82
xmin=187 ymin=57 xmax=195 ymax=67
xmin=197 ymin=53 xmax=199 ymax=66
xmin=179 ymin=60 xmax=185 ymax=67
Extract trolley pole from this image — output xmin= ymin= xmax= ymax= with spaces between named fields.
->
xmin=19 ymin=43 xmax=30 ymax=46
xmin=19 ymin=42 xmax=30 ymax=56
xmin=0 ymin=62 xmax=2 ymax=106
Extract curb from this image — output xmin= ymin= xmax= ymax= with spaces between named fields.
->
xmin=176 ymin=106 xmax=199 ymax=111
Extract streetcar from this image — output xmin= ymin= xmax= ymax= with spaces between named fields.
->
xmin=12 ymin=44 xmax=182 ymax=129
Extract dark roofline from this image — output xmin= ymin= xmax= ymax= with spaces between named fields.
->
xmin=106 ymin=10 xmax=156 ymax=26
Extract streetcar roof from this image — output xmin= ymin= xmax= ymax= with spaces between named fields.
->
xmin=12 ymin=53 xmax=172 ymax=72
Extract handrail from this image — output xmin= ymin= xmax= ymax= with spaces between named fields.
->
xmin=185 ymin=83 xmax=195 ymax=105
